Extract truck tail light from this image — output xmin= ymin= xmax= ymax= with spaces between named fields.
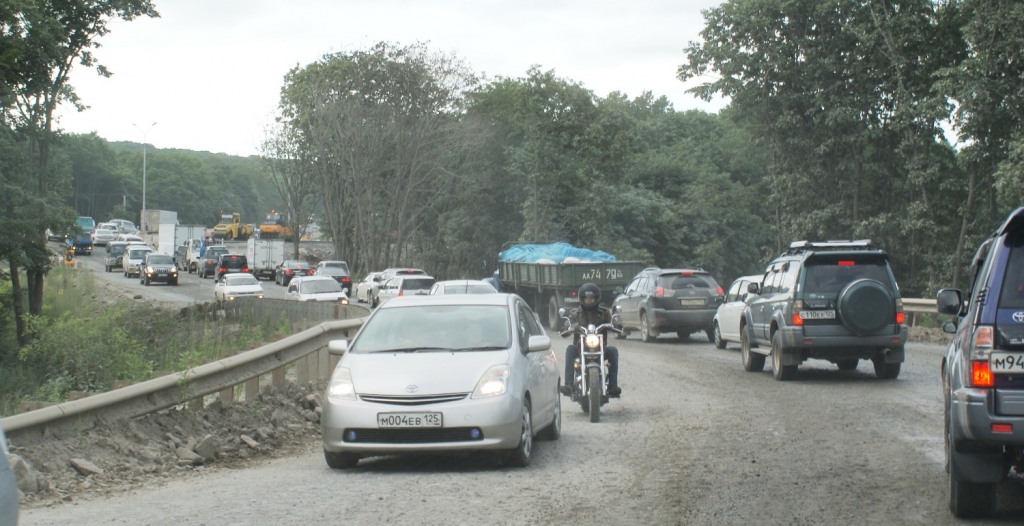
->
xmin=971 ymin=361 xmax=994 ymax=388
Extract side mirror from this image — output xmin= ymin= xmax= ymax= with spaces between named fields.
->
xmin=747 ymin=283 xmax=760 ymax=295
xmin=936 ymin=288 xmax=963 ymax=316
xmin=527 ymin=334 xmax=551 ymax=352
xmin=558 ymin=307 xmax=566 ymax=317
xmin=612 ymin=287 xmax=623 ymax=296
xmin=327 ymin=339 xmax=348 ymax=356
xmin=942 ymin=321 xmax=958 ymax=334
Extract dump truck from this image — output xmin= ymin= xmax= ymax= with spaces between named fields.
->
xmin=212 ymin=212 xmax=253 ymax=241
xmin=257 ymin=210 xmax=293 ymax=241
xmin=497 ymin=242 xmax=647 ymax=328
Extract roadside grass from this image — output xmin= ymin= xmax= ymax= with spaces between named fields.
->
xmin=0 ymin=266 xmax=291 ymax=416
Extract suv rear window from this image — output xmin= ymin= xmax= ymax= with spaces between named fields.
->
xmin=998 ymin=233 xmax=1024 ymax=309
xmin=402 ymin=278 xmax=436 ymax=290
xmin=803 ymin=261 xmax=892 ymax=294
xmin=220 ymin=255 xmax=247 ymax=268
xmin=657 ymin=274 xmax=716 ymax=289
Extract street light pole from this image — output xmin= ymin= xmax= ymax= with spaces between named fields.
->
xmin=132 ymin=122 xmax=157 ymax=231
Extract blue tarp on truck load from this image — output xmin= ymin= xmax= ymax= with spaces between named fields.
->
xmin=499 ymin=243 xmax=616 ymax=264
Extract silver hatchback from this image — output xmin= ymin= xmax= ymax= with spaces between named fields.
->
xmin=321 ymin=294 xmax=560 ymax=468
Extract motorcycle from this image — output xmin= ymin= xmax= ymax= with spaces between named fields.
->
xmin=559 ymin=308 xmax=622 ymax=423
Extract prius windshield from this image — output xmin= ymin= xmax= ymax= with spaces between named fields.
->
xmin=352 ymin=305 xmax=511 ymax=353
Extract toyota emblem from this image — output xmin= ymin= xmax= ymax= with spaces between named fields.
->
xmin=405 ymin=384 xmax=419 ymax=393
xmin=1014 ymin=312 xmax=1024 ymax=323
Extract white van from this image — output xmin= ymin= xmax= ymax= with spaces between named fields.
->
xmin=122 ymin=245 xmax=153 ymax=278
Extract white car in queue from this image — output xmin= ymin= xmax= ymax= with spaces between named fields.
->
xmin=321 ymin=294 xmax=560 ymax=469
xmin=214 ymin=273 xmax=265 ymax=302
xmin=287 ymin=275 xmax=349 ymax=303
xmin=711 ymin=274 xmax=762 ymax=349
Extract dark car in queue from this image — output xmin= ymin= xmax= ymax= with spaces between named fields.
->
xmin=612 ymin=268 xmax=724 ymax=343
xmin=937 ymin=207 xmax=1024 ymax=518
xmin=197 ymin=245 xmax=230 ymax=279
xmin=141 ymin=253 xmax=179 ymax=286
xmin=276 ymin=259 xmax=314 ymax=286
xmin=316 ymin=260 xmax=353 ymax=295
xmin=215 ymin=254 xmax=250 ymax=282
xmin=104 ymin=241 xmax=131 ymax=273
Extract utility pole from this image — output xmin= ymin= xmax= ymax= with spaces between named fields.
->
xmin=132 ymin=122 xmax=157 ymax=231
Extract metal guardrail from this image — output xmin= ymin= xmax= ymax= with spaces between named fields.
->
xmin=0 ymin=318 xmax=365 ymax=443
xmin=902 ymin=298 xmax=937 ymax=314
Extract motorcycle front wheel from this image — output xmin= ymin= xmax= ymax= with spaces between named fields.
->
xmin=587 ymin=367 xmax=601 ymax=423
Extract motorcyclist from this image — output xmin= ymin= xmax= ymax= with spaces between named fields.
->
xmin=559 ymin=283 xmax=621 ymax=397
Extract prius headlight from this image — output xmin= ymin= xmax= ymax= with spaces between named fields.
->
xmin=327 ymin=366 xmax=356 ymax=401
xmin=584 ymin=334 xmax=601 ymax=349
xmin=471 ymin=364 xmax=510 ymax=399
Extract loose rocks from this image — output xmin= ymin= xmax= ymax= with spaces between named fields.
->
xmin=10 ymin=454 xmax=41 ymax=494
xmin=69 ymin=459 xmax=105 ymax=477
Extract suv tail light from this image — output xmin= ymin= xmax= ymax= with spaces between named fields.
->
xmin=655 ymin=287 xmax=665 ymax=297
xmin=895 ymin=298 xmax=905 ymax=324
xmin=971 ymin=361 xmax=995 ymax=388
xmin=969 ymin=326 xmax=994 ymax=361
xmin=716 ymin=286 xmax=724 ymax=296
xmin=218 ymin=267 xmax=226 ymax=273
xmin=242 ymin=267 xmax=249 ymax=273
xmin=341 ymin=277 xmax=351 ymax=283
xmin=792 ymin=312 xmax=804 ymax=326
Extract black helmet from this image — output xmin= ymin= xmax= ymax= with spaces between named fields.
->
xmin=579 ymin=283 xmax=601 ymax=311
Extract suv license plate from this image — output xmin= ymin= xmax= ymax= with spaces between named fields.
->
xmin=799 ymin=310 xmax=835 ymax=319
xmin=680 ymin=299 xmax=704 ymax=306
xmin=377 ymin=412 xmax=442 ymax=428
xmin=990 ymin=353 xmax=1024 ymax=372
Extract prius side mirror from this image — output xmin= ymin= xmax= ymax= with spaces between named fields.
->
xmin=328 ymin=339 xmax=348 ymax=356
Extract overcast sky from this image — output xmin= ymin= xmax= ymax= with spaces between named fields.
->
xmin=54 ymin=0 xmax=726 ymax=157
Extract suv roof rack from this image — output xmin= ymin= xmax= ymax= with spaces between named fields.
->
xmin=785 ymin=239 xmax=877 ymax=255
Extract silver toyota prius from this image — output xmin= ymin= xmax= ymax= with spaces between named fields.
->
xmin=321 ymin=293 xmax=561 ymax=468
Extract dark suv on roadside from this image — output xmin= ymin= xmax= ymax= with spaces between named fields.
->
xmin=740 ymin=240 xmax=907 ymax=381
xmin=938 ymin=207 xmax=1024 ymax=518
xmin=612 ymin=267 xmax=724 ymax=343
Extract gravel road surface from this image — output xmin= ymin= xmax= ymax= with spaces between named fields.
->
xmin=21 ymin=332 xmax=1024 ymax=525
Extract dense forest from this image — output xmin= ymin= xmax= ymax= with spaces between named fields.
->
xmin=4 ymin=0 xmax=1024 ymax=353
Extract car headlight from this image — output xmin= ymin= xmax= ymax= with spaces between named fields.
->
xmin=257 ymin=294 xmax=264 ymax=299
xmin=227 ymin=296 xmax=235 ymax=301
xmin=327 ymin=367 xmax=356 ymax=401
xmin=584 ymin=334 xmax=601 ymax=349
xmin=471 ymin=364 xmax=510 ymax=399
xmin=340 ymin=298 xmax=349 ymax=305
xmin=146 ymin=266 xmax=154 ymax=274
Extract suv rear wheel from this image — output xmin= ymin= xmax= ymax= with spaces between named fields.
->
xmin=872 ymin=355 xmax=901 ymax=380
xmin=640 ymin=313 xmax=656 ymax=343
xmin=771 ymin=331 xmax=797 ymax=381
xmin=947 ymin=410 xmax=997 ymax=517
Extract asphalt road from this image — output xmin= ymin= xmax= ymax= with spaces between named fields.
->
xmin=20 ymin=329 xmax=1024 ymax=525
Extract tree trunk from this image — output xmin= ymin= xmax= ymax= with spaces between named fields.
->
xmin=952 ymin=168 xmax=976 ymax=289
xmin=27 ymin=266 xmax=45 ymax=316
xmin=9 ymin=260 xmax=27 ymax=346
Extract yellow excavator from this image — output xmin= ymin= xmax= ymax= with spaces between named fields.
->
xmin=212 ymin=212 xmax=253 ymax=241
xmin=257 ymin=210 xmax=293 ymax=241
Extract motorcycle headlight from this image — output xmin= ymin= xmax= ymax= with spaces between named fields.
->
xmin=584 ymin=334 xmax=601 ymax=349
xmin=327 ymin=367 xmax=356 ymax=401
xmin=471 ymin=364 xmax=510 ymax=399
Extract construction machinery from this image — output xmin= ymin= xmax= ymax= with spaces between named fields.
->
xmin=212 ymin=212 xmax=253 ymax=241
xmin=257 ymin=210 xmax=293 ymax=241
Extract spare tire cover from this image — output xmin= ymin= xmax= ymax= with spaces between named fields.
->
xmin=837 ymin=279 xmax=893 ymax=336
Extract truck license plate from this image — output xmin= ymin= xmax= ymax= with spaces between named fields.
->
xmin=377 ymin=412 xmax=442 ymax=428
xmin=990 ymin=353 xmax=1024 ymax=373
xmin=799 ymin=310 xmax=835 ymax=319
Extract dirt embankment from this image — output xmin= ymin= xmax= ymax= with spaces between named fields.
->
xmin=9 ymin=380 xmax=326 ymax=509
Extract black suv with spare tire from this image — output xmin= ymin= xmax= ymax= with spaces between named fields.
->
xmin=740 ymin=240 xmax=907 ymax=380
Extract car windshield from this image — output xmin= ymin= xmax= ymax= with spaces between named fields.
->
xmin=226 ymin=275 xmax=259 ymax=286
xmin=402 ymin=278 xmax=436 ymax=290
xmin=352 ymin=305 xmax=511 ymax=353
xmin=147 ymin=255 xmax=174 ymax=265
xmin=803 ymin=261 xmax=893 ymax=294
xmin=206 ymin=249 xmax=227 ymax=259
xmin=108 ymin=245 xmax=126 ymax=255
xmin=76 ymin=217 xmax=95 ymax=229
xmin=999 ymin=232 xmax=1024 ymax=309
xmin=657 ymin=274 xmax=715 ymax=289
xmin=300 ymin=280 xmax=342 ymax=294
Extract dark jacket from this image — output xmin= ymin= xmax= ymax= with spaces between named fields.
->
xmin=568 ymin=306 xmax=613 ymax=339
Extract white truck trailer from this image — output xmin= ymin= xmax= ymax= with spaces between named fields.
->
xmin=246 ymin=238 xmax=286 ymax=280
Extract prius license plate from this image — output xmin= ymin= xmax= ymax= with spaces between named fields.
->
xmin=799 ymin=310 xmax=835 ymax=319
xmin=680 ymin=299 xmax=704 ymax=306
xmin=377 ymin=412 xmax=442 ymax=428
xmin=990 ymin=353 xmax=1024 ymax=373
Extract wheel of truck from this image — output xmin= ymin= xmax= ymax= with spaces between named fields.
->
xmin=640 ymin=313 xmax=656 ymax=343
xmin=741 ymin=328 xmax=765 ymax=372
xmin=771 ymin=331 xmax=797 ymax=381
xmin=547 ymin=297 xmax=560 ymax=330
